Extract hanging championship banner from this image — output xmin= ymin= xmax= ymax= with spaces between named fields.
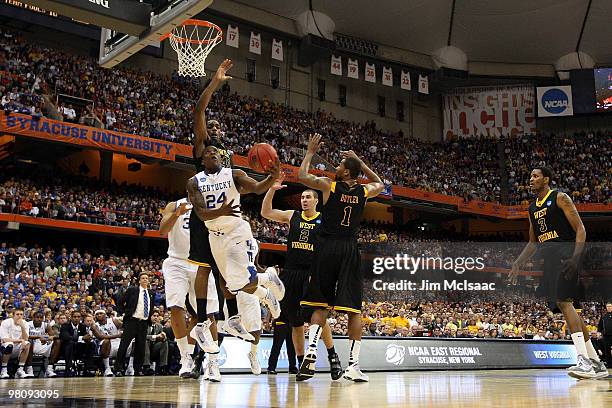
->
xmin=249 ymin=32 xmax=261 ymax=55
xmin=226 ymin=25 xmax=239 ymax=48
xmin=382 ymin=67 xmax=393 ymax=86
xmin=348 ymin=58 xmax=359 ymax=79
xmin=442 ymin=85 xmax=536 ymax=139
xmin=271 ymin=39 xmax=283 ymax=61
xmin=365 ymin=62 xmax=376 ymax=83
xmin=401 ymin=70 xmax=411 ymax=90
xmin=330 ymin=55 xmax=342 ymax=76
xmin=418 ymin=74 xmax=429 ymax=94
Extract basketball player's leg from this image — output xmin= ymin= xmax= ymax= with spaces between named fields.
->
xmin=558 ymin=301 xmax=600 ymax=378
xmin=237 ymin=291 xmax=263 ymax=375
xmin=298 ymin=238 xmax=342 ymax=381
xmin=187 ymin=218 xmax=217 ymax=351
xmin=191 ymin=272 xmax=222 ymax=381
xmin=334 ymin=242 xmax=367 ymax=382
xmin=211 ymin=228 xmax=283 ymax=321
xmin=99 ymin=339 xmax=114 ymax=376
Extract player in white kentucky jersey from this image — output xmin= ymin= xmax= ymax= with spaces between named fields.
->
xmin=186 ymin=146 xmax=285 ymax=328
xmin=90 ymin=309 xmax=125 ymax=377
xmin=27 ymin=311 xmax=59 ymax=377
xmin=159 ymin=197 xmax=221 ymax=380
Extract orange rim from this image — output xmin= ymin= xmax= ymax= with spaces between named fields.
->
xmin=160 ymin=19 xmax=223 ymax=45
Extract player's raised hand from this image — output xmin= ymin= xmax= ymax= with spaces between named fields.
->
xmin=341 ymin=150 xmax=360 ymax=161
xmin=214 ymin=59 xmax=233 ymax=82
xmin=307 ymin=133 xmax=323 ymax=155
xmin=271 ymin=172 xmax=287 ymax=191
xmin=174 ymin=202 xmax=190 ymax=217
xmin=218 ymin=199 xmax=240 ymax=217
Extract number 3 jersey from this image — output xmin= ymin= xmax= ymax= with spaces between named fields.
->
xmin=167 ymin=198 xmax=192 ymax=259
xmin=528 ymin=189 xmax=575 ymax=243
xmin=194 ymin=168 xmax=243 ymax=233
xmin=286 ymin=211 xmax=321 ymax=269
xmin=321 ymin=181 xmax=368 ymax=238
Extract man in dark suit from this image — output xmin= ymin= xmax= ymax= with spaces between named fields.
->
xmin=59 ymin=310 xmax=95 ymax=376
xmin=114 ymin=273 xmax=153 ymax=376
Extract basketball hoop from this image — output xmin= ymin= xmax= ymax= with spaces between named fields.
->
xmin=161 ymin=19 xmax=222 ymax=77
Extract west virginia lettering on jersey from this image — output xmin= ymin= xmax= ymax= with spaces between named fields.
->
xmin=198 ymin=180 xmax=232 ymax=193
xmin=340 ymin=194 xmax=360 ymax=204
xmin=291 ymin=241 xmax=314 ymax=251
xmin=533 ymin=208 xmax=548 ymax=219
xmin=538 ymin=230 xmax=559 ymax=243
xmin=299 ymin=222 xmax=316 ymax=230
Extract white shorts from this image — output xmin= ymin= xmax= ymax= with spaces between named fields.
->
xmin=33 ymin=340 xmax=52 ymax=357
xmin=5 ymin=342 xmax=24 ymax=359
xmin=162 ymin=257 xmax=219 ymax=314
xmin=209 ymin=221 xmax=259 ymax=293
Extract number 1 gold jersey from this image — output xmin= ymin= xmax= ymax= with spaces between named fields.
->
xmin=321 ymin=181 xmax=368 ymax=239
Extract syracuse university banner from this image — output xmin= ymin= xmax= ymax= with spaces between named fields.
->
xmin=0 ymin=112 xmax=180 ymax=161
xmin=443 ymin=85 xmax=536 ymax=139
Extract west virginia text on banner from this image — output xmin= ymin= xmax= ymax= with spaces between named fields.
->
xmin=0 ymin=112 xmax=179 ymax=161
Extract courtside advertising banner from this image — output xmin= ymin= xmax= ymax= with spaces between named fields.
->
xmin=536 ymin=86 xmax=574 ymax=117
xmin=442 ymin=85 xmax=536 ymax=139
xmin=218 ymin=337 xmax=577 ymax=373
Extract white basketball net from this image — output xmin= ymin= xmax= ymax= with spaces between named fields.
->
xmin=167 ymin=22 xmax=222 ymax=77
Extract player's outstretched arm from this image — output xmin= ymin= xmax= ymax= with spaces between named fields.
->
xmin=187 ymin=177 xmax=240 ymax=221
xmin=298 ymin=133 xmax=332 ymax=197
xmin=158 ymin=201 xmax=189 ymax=235
xmin=233 ymin=159 xmax=280 ymax=195
xmin=260 ymin=175 xmax=292 ymax=224
xmin=508 ymin=217 xmax=537 ymax=285
xmin=341 ymin=150 xmax=385 ymax=198
xmin=193 ymin=59 xmax=233 ymax=158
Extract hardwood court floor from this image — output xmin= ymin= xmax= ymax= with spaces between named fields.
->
xmin=0 ymin=369 xmax=609 ymax=407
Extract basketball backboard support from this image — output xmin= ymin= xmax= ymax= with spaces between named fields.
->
xmin=99 ymin=0 xmax=212 ymax=68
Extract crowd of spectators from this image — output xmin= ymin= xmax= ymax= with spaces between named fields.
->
xmin=2 ymin=29 xmax=609 ymax=205
xmin=506 ymin=131 xmax=611 ymax=204
xmin=0 ymin=169 xmax=168 ymax=232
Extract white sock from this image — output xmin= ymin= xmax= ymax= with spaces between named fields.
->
xmin=349 ymin=340 xmax=361 ymax=365
xmin=585 ymin=339 xmax=600 ymax=362
xmin=571 ymin=332 xmax=588 ymax=357
xmin=209 ymin=341 xmax=219 ymax=362
xmin=250 ymin=342 xmax=258 ymax=355
xmin=128 ymin=357 xmax=134 ymax=368
xmin=253 ymin=286 xmax=268 ymax=300
xmin=103 ymin=358 xmax=110 ymax=369
xmin=186 ymin=343 xmax=195 ymax=355
xmin=177 ymin=336 xmax=189 ymax=357
xmin=307 ymin=324 xmax=322 ymax=351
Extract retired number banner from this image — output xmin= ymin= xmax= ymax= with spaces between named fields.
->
xmin=443 ymin=85 xmax=536 ymax=139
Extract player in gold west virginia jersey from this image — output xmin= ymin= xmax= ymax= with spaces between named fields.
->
xmin=296 ymin=134 xmax=384 ymax=382
xmin=510 ymin=167 xmax=607 ymax=379
xmin=260 ymin=178 xmax=341 ymax=379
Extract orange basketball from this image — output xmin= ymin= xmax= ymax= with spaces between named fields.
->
xmin=247 ymin=143 xmax=278 ymax=173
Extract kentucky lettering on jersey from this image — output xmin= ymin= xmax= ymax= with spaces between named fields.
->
xmin=528 ymin=189 xmax=576 ymax=243
xmin=195 ymin=167 xmax=243 ymax=232
xmin=198 ymin=180 xmax=233 ymax=193
xmin=286 ymin=211 xmax=321 ymax=268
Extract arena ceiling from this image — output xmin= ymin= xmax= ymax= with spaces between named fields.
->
xmin=231 ymin=0 xmax=612 ymax=66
